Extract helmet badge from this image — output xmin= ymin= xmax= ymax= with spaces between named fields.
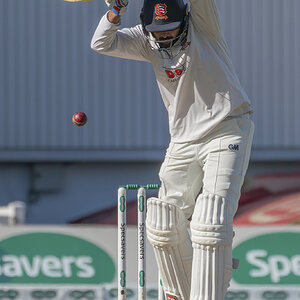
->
xmin=154 ymin=4 xmax=168 ymax=20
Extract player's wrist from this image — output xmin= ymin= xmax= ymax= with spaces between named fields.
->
xmin=107 ymin=10 xmax=121 ymax=23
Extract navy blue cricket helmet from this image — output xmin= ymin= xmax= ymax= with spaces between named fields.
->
xmin=140 ymin=0 xmax=189 ymax=51
xmin=141 ymin=0 xmax=187 ymax=32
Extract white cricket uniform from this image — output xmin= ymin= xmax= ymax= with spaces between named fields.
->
xmin=91 ymin=0 xmax=252 ymax=143
xmin=92 ymin=1 xmax=254 ymax=299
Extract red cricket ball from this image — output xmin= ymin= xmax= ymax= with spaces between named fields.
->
xmin=72 ymin=112 xmax=87 ymax=126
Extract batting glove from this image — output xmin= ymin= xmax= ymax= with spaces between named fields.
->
xmin=104 ymin=0 xmax=128 ymax=15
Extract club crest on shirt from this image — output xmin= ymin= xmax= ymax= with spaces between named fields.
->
xmin=155 ymin=4 xmax=168 ymax=20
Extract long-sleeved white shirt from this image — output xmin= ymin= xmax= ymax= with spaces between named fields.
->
xmin=91 ymin=0 xmax=252 ymax=143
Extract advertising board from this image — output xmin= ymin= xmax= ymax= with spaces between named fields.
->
xmin=0 ymin=226 xmax=299 ymax=299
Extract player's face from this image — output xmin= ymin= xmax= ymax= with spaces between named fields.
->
xmin=152 ymin=28 xmax=181 ymax=48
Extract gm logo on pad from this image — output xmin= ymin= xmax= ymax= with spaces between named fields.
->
xmin=228 ymin=144 xmax=239 ymax=151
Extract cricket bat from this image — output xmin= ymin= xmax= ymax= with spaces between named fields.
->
xmin=64 ymin=0 xmax=92 ymax=2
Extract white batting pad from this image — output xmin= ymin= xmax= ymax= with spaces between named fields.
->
xmin=190 ymin=193 xmax=234 ymax=300
xmin=146 ymin=198 xmax=193 ymax=300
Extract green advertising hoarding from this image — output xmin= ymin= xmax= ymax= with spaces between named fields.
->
xmin=0 ymin=232 xmax=115 ymax=284
xmin=233 ymin=232 xmax=300 ymax=285
xmin=0 ymin=226 xmax=299 ymax=300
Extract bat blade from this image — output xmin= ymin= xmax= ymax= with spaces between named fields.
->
xmin=64 ymin=0 xmax=92 ymax=2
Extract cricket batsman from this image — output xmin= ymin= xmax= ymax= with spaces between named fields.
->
xmin=91 ymin=0 xmax=254 ymax=298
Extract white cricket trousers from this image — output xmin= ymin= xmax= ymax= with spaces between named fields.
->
xmin=159 ymin=114 xmax=255 ymax=219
